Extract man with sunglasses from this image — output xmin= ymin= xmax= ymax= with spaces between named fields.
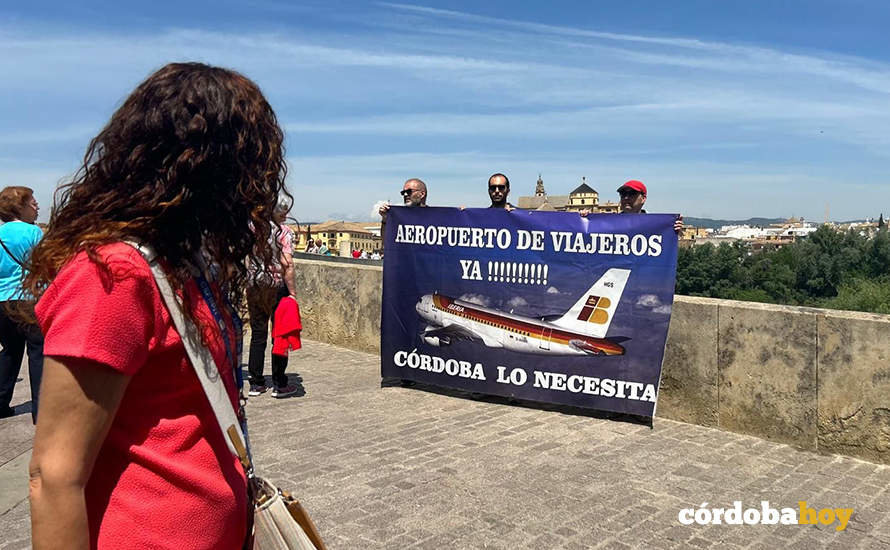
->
xmin=487 ymin=173 xmax=514 ymax=210
xmin=379 ymin=178 xmax=429 ymax=246
xmin=379 ymin=178 xmax=427 ymax=213
xmin=616 ymin=180 xmax=684 ymax=233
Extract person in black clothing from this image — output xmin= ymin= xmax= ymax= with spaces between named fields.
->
xmin=246 ymin=197 xmax=300 ymax=398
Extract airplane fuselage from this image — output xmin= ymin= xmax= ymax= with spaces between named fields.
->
xmin=415 ymin=294 xmax=625 ymax=356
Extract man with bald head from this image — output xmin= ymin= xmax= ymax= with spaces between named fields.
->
xmin=379 ymin=178 xmax=429 ymax=248
xmin=401 ymin=178 xmax=427 ymax=208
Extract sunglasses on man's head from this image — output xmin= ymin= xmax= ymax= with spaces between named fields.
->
xmin=489 ymin=185 xmax=507 ymax=192
xmin=400 ymin=189 xmax=417 ymax=197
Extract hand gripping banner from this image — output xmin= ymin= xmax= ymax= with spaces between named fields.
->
xmin=380 ymin=206 xmax=678 ymax=417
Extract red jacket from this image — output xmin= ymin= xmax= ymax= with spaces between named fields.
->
xmin=272 ymin=296 xmax=302 ymax=356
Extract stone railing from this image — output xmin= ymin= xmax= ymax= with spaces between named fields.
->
xmin=293 ymin=253 xmax=890 ymax=465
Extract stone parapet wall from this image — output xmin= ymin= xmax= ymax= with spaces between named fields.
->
xmin=293 ymin=254 xmax=890 ymax=464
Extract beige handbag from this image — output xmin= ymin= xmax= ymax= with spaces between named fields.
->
xmin=252 ymin=477 xmax=323 ymax=550
xmin=132 ymin=243 xmax=326 ymax=550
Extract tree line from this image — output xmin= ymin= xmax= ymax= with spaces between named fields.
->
xmin=676 ymin=225 xmax=890 ymax=314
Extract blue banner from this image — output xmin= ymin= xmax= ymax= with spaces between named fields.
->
xmin=381 ymin=206 xmax=678 ymax=416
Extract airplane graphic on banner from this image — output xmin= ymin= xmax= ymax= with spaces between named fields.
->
xmin=415 ymin=268 xmax=631 ymax=356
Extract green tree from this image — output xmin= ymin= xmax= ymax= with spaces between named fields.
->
xmin=822 ymin=276 xmax=890 ymax=314
xmin=675 ymin=224 xmax=890 ymax=314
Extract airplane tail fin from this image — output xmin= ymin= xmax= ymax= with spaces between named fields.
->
xmin=550 ymin=268 xmax=630 ymax=338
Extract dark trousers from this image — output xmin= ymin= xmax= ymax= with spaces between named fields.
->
xmin=0 ymin=301 xmax=44 ymax=423
xmin=246 ymin=284 xmax=290 ymax=388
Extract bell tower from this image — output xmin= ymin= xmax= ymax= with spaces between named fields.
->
xmin=535 ymin=174 xmax=546 ymax=197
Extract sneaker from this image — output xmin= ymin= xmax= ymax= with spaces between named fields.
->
xmin=271 ymin=384 xmax=299 ymax=398
xmin=248 ymin=385 xmax=268 ymax=396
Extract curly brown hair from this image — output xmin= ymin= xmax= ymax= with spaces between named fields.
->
xmin=0 ymin=186 xmax=34 ymax=222
xmin=23 ymin=62 xmax=290 ymax=319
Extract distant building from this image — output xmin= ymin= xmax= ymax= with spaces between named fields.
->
xmin=686 ymin=218 xmax=820 ymax=250
xmin=566 ymin=178 xmax=597 ymax=212
xmin=679 ymin=226 xmax=710 ymax=242
xmin=294 ymin=221 xmax=383 ymax=255
xmin=517 ymin=175 xmax=619 ymax=213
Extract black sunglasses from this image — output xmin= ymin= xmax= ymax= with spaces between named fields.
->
xmin=488 ymin=185 xmax=507 ymax=192
xmin=400 ymin=189 xmax=417 ymax=197
xmin=619 ymin=190 xmax=641 ymax=199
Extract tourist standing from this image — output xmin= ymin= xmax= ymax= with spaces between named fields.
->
xmin=246 ymin=196 xmax=300 ymax=398
xmin=0 ymin=186 xmax=44 ymax=422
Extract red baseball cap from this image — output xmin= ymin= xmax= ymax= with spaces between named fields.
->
xmin=617 ymin=180 xmax=647 ymax=195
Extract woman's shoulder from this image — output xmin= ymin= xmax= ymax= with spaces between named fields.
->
xmin=61 ymin=242 xmax=153 ymax=281
xmin=38 ymin=242 xmax=159 ymax=322
xmin=0 ymin=221 xmax=41 ymax=238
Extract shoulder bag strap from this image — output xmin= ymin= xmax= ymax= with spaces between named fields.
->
xmin=0 ymin=237 xmax=24 ymax=268
xmin=125 ymin=241 xmax=253 ymax=473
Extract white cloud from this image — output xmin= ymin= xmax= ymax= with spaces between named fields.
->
xmin=506 ymin=296 xmax=528 ymax=309
xmin=546 ymin=287 xmax=560 ymax=294
xmin=370 ymin=200 xmax=389 ymax=220
xmin=383 ymin=2 xmax=890 ymax=94
xmin=458 ymin=293 xmax=490 ymax=307
xmin=653 ymin=305 xmax=673 ymax=315
xmin=636 ymin=294 xmax=662 ymax=308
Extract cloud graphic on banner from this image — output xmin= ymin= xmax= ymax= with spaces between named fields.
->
xmin=653 ymin=305 xmax=672 ymax=315
xmin=507 ymin=296 xmax=528 ymax=309
xmin=459 ymin=293 xmax=491 ymax=307
xmin=546 ymin=287 xmax=560 ymax=294
xmin=636 ymin=294 xmax=662 ymax=308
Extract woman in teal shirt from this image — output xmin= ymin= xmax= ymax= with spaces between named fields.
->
xmin=0 ymin=186 xmax=44 ymax=421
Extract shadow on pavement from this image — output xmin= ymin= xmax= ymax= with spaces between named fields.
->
xmin=1 ymin=401 xmax=33 ymax=420
xmin=380 ymin=377 xmax=652 ymax=427
xmin=239 ymin=367 xmax=307 ymax=399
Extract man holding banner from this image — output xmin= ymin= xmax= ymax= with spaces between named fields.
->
xmin=617 ymin=179 xmax=684 ymax=233
xmin=381 ymin=207 xmax=678 ymax=418
xmin=487 ymin=173 xmax=514 ymax=211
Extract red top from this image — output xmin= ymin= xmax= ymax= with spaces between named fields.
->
xmin=35 ymin=243 xmax=247 ymax=550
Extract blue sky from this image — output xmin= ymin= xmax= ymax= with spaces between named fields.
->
xmin=3 ymin=1 xmax=890 ymax=222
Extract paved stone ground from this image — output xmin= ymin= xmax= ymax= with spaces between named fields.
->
xmin=2 ymin=340 xmax=889 ymax=549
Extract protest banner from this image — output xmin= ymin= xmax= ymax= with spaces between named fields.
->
xmin=381 ymin=206 xmax=678 ymax=416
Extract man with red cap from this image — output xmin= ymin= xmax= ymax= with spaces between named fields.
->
xmin=616 ymin=179 xmax=683 ymax=233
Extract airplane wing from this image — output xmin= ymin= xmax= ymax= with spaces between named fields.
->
xmin=422 ymin=324 xmax=503 ymax=348
xmin=423 ymin=324 xmax=481 ymax=342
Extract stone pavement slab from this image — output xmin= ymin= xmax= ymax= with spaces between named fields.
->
xmin=2 ymin=340 xmax=889 ymax=549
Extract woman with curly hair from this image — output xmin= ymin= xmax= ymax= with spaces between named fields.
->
xmin=0 ymin=186 xmax=43 ymax=421
xmin=27 ymin=63 xmax=289 ymax=550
